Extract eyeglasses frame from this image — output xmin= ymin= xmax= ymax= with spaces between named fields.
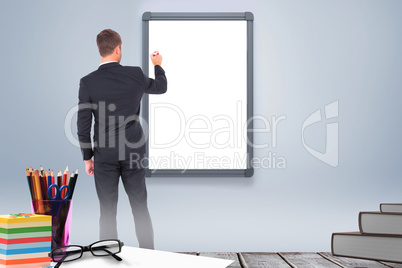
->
xmin=48 ymin=239 xmax=124 ymax=263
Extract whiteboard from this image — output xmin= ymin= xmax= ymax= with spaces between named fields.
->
xmin=142 ymin=12 xmax=254 ymax=177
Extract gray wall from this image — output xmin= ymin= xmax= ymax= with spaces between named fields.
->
xmin=0 ymin=0 xmax=401 ymax=252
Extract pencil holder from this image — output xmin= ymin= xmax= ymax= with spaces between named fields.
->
xmin=31 ymin=199 xmax=73 ymax=250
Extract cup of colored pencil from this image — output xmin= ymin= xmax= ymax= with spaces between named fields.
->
xmin=25 ymin=166 xmax=78 ymax=249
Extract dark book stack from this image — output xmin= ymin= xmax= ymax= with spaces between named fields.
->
xmin=332 ymin=203 xmax=402 ymax=263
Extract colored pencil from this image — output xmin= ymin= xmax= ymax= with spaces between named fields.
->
xmin=68 ymin=169 xmax=79 ymax=199
xmin=67 ymin=172 xmax=75 ymax=199
xmin=57 ymin=171 xmax=62 ymax=188
xmin=39 ymin=172 xmax=47 ymax=200
xmin=31 ymin=169 xmax=37 ymax=200
xmin=51 ymin=170 xmax=55 ymax=198
xmin=33 ymin=169 xmax=42 ymax=201
xmin=47 ymin=170 xmax=51 ymax=197
xmin=28 ymin=167 xmax=35 ymax=200
xmin=62 ymin=166 xmax=69 ymax=198
xmin=25 ymin=168 xmax=34 ymax=200
xmin=29 ymin=168 xmax=36 ymax=201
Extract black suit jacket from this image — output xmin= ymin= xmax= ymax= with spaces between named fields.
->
xmin=77 ymin=62 xmax=167 ymax=163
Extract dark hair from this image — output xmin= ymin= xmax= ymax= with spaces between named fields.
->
xmin=96 ymin=29 xmax=122 ymax=57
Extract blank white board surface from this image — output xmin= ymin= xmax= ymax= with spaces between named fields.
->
xmin=142 ymin=12 xmax=253 ymax=177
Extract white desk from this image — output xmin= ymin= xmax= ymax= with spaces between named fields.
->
xmin=52 ymin=246 xmax=234 ymax=268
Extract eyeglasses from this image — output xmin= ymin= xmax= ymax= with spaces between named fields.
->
xmin=48 ymin=239 xmax=124 ymax=267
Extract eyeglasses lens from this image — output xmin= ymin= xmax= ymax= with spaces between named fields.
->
xmin=52 ymin=246 xmax=82 ymax=262
xmin=91 ymin=240 xmax=120 ymax=256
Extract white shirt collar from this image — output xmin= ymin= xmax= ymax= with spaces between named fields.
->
xmin=99 ymin=61 xmax=118 ymax=67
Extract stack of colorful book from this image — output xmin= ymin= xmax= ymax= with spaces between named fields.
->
xmin=332 ymin=203 xmax=402 ymax=263
xmin=0 ymin=214 xmax=51 ymax=267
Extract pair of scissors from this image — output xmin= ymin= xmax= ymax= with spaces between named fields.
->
xmin=47 ymin=184 xmax=71 ymax=200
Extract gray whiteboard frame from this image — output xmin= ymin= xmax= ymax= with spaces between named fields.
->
xmin=142 ymin=12 xmax=254 ymax=177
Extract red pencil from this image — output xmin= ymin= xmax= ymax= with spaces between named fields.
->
xmin=62 ymin=166 xmax=69 ymax=198
xmin=51 ymin=170 xmax=55 ymax=198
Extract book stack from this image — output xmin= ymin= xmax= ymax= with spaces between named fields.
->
xmin=0 ymin=214 xmax=52 ymax=267
xmin=332 ymin=203 xmax=402 ymax=263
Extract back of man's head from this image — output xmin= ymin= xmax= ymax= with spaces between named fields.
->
xmin=96 ymin=29 xmax=122 ymax=57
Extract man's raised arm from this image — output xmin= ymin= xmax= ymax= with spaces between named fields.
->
xmin=142 ymin=51 xmax=167 ymax=94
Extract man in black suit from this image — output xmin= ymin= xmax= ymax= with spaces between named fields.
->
xmin=77 ymin=29 xmax=167 ymax=249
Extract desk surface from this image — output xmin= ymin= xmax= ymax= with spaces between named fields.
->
xmin=52 ymin=246 xmax=234 ymax=268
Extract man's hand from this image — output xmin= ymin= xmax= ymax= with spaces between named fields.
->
xmin=150 ymin=51 xmax=162 ymax=66
xmin=84 ymin=159 xmax=94 ymax=175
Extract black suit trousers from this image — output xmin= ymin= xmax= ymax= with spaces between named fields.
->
xmin=93 ymin=160 xmax=154 ymax=249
